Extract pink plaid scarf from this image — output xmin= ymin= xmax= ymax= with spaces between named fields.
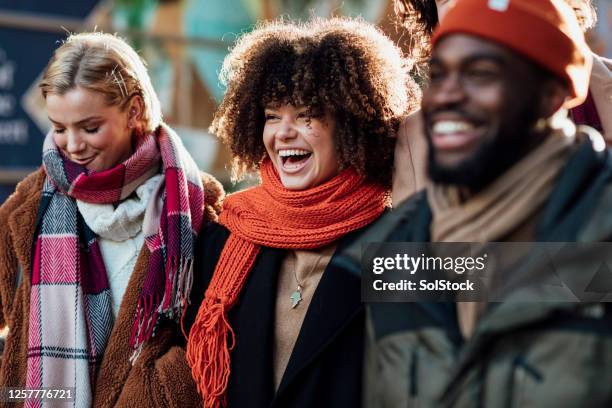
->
xmin=26 ymin=124 xmax=204 ymax=406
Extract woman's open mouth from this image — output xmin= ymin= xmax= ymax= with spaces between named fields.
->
xmin=278 ymin=149 xmax=312 ymax=173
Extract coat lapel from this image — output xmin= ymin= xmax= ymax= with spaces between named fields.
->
xmin=274 ymin=236 xmax=363 ymax=398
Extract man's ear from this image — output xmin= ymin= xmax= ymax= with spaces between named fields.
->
xmin=539 ymin=78 xmax=570 ymax=118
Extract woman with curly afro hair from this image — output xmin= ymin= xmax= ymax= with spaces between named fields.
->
xmin=183 ymin=17 xmax=420 ymax=408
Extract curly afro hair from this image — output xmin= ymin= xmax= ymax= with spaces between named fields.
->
xmin=210 ymin=17 xmax=420 ymax=187
xmin=394 ymin=0 xmax=438 ymax=64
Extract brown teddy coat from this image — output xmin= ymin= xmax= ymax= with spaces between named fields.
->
xmin=0 ymin=168 xmax=223 ymax=407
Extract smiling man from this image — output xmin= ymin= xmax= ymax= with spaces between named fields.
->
xmin=339 ymin=0 xmax=612 ymax=406
xmin=392 ymin=0 xmax=612 ymax=205
xmin=423 ymin=34 xmax=572 ymax=194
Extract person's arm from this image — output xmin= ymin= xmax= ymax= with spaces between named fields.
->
xmin=0 ymin=170 xmax=43 ymax=336
xmin=589 ymin=54 xmax=612 ymax=143
xmin=0 ymin=210 xmax=15 ymax=361
xmin=201 ymin=171 xmax=225 ymax=222
xmin=115 ymin=326 xmax=202 ymax=408
xmin=0 ymin=211 xmax=14 ymax=330
xmin=392 ymin=110 xmax=429 ymax=206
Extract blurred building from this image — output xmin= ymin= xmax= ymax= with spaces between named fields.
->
xmin=0 ymin=0 xmax=611 ymax=202
xmin=0 ymin=0 xmax=406 ymax=200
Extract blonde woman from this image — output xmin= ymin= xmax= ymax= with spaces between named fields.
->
xmin=0 ymin=33 xmax=221 ymax=407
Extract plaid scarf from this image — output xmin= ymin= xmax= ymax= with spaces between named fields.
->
xmin=26 ymin=124 xmax=204 ymax=407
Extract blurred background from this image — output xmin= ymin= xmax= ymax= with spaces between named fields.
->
xmin=0 ymin=0 xmax=611 ymax=200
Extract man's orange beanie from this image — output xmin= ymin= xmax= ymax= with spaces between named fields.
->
xmin=432 ymin=0 xmax=593 ymax=108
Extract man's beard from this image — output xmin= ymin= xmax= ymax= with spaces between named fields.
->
xmin=426 ymin=106 xmax=542 ymax=193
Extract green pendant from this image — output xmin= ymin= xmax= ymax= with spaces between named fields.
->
xmin=290 ymin=288 xmax=303 ymax=309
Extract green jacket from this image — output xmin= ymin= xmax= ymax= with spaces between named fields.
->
xmin=336 ymin=134 xmax=612 ymax=407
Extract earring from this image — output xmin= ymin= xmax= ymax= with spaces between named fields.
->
xmin=129 ymin=108 xmax=137 ymax=129
xmin=533 ymin=118 xmax=548 ymax=133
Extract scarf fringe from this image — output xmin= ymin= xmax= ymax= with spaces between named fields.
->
xmin=162 ymin=256 xmax=178 ymax=312
xmin=161 ymin=256 xmax=194 ymax=316
xmin=129 ymin=295 xmax=160 ymax=354
xmin=186 ymin=299 xmax=235 ymax=408
xmin=130 ymin=256 xmax=194 ymax=364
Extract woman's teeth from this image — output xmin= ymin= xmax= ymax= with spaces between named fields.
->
xmin=278 ymin=149 xmax=312 ymax=168
xmin=278 ymin=149 xmax=311 ymax=157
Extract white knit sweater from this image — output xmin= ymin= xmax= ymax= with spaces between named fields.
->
xmin=77 ymin=175 xmax=163 ymax=317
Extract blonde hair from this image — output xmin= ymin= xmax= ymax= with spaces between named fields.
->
xmin=40 ymin=32 xmax=162 ymax=132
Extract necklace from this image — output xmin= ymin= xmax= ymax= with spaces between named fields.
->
xmin=290 ymin=252 xmax=325 ymax=309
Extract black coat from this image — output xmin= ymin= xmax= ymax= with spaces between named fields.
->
xmin=185 ymin=222 xmax=368 ymax=408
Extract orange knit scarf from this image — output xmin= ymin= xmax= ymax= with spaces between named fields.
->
xmin=186 ymin=160 xmax=387 ymax=407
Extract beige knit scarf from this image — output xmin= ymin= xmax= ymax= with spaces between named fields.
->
xmin=428 ymin=130 xmax=576 ymax=243
xmin=427 ymin=130 xmax=576 ymax=338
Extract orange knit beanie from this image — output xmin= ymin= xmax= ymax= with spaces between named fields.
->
xmin=432 ymin=0 xmax=593 ymax=108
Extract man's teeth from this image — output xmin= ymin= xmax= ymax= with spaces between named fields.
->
xmin=278 ymin=149 xmax=311 ymax=157
xmin=433 ymin=121 xmax=475 ymax=134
